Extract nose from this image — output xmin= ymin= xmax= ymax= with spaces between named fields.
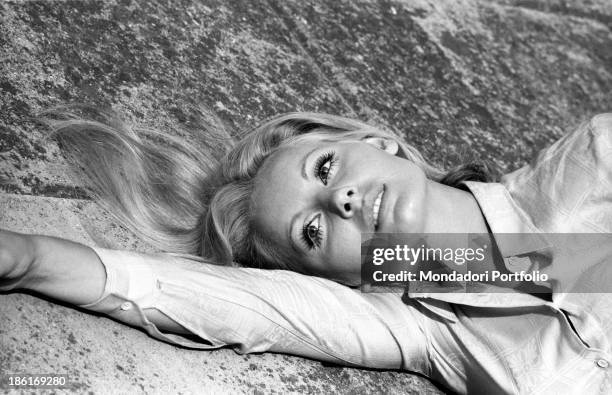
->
xmin=326 ymin=186 xmax=361 ymax=219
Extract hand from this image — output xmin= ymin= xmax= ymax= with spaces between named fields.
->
xmin=0 ymin=229 xmax=36 ymax=291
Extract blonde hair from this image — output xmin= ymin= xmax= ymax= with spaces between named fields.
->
xmin=46 ymin=106 xmax=493 ymax=271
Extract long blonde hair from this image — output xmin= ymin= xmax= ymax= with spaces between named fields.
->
xmin=46 ymin=106 xmax=493 ymax=270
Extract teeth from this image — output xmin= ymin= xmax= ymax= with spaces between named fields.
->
xmin=373 ymin=189 xmax=383 ymax=229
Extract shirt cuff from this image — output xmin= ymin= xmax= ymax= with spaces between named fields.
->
xmin=79 ymin=247 xmax=158 ymax=311
xmin=78 ymin=246 xmax=215 ymax=349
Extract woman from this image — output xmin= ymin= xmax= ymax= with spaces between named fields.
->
xmin=2 ymin=109 xmax=612 ymax=394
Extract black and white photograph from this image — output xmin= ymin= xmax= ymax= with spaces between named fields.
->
xmin=1 ymin=0 xmax=612 ymax=394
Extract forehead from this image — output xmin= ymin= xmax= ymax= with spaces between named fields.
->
xmin=251 ymin=135 xmax=345 ymax=264
xmin=254 ymin=133 xmax=343 ymax=189
xmin=260 ymin=140 xmax=313 ymax=176
xmin=250 ymin=141 xmax=316 ymax=240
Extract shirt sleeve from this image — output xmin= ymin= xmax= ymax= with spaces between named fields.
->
xmin=78 ymin=247 xmax=430 ymax=373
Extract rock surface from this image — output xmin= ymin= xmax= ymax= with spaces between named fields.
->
xmin=1 ymin=0 xmax=611 ymax=393
xmin=0 ymin=194 xmax=440 ymax=394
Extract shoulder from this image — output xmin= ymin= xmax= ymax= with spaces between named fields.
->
xmin=589 ymin=113 xmax=612 ymax=157
xmin=590 ymin=112 xmax=612 ymax=135
xmin=574 ymin=113 xmax=612 ymax=179
xmin=538 ymin=113 xmax=612 ymax=167
xmin=501 ymin=113 xmax=612 ymax=232
xmin=505 ymin=113 xmax=612 ymax=181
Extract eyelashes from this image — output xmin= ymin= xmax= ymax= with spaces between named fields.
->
xmin=301 ymin=151 xmax=337 ymax=249
xmin=301 ymin=214 xmax=323 ymax=249
xmin=314 ymin=151 xmax=337 ymax=185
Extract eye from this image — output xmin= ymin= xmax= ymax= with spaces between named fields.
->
xmin=301 ymin=214 xmax=323 ymax=249
xmin=314 ymin=151 xmax=337 ymax=185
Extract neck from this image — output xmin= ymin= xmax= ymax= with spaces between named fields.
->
xmin=424 ymin=180 xmax=490 ymax=234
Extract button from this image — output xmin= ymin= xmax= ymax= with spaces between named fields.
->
xmin=120 ymin=302 xmax=133 ymax=311
xmin=596 ymin=359 xmax=609 ymax=368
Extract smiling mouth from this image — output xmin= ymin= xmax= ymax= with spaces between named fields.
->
xmin=372 ymin=185 xmax=385 ymax=231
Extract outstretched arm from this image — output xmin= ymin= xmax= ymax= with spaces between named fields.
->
xmin=0 ymin=229 xmax=188 ymax=334
xmin=1 ymin=229 xmax=105 ymax=303
xmin=1 ymin=229 xmax=423 ymax=371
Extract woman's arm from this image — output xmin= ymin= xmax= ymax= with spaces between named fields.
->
xmin=0 ymin=229 xmax=188 ymax=333
xmin=0 ymin=229 xmax=105 ymax=303
xmin=1 ymin=229 xmax=417 ymax=370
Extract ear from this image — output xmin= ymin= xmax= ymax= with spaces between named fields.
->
xmin=362 ymin=136 xmax=400 ymax=156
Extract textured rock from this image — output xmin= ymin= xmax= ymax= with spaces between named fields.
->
xmin=1 ymin=0 xmax=611 ymax=196
xmin=0 ymin=194 xmax=442 ymax=394
xmin=1 ymin=0 xmax=611 ymax=393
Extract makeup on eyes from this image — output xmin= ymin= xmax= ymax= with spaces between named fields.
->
xmin=301 ymin=214 xmax=323 ymax=249
xmin=314 ymin=151 xmax=337 ymax=185
xmin=299 ymin=151 xmax=338 ymax=249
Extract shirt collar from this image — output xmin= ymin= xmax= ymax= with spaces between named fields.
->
xmin=403 ymin=181 xmax=553 ymax=321
xmin=461 ymin=181 xmax=551 ymax=257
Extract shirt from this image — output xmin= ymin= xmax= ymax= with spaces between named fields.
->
xmin=80 ymin=113 xmax=612 ymax=395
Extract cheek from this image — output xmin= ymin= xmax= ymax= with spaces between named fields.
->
xmin=326 ymin=224 xmax=362 ymax=273
xmin=395 ymin=174 xmax=428 ymax=232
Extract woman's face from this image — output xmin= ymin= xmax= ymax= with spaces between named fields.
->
xmin=251 ymin=135 xmax=430 ymax=285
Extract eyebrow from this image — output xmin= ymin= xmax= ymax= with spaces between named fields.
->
xmin=301 ymin=146 xmax=320 ymax=179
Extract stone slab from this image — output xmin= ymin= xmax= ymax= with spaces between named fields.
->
xmin=0 ymin=193 xmax=443 ymax=394
xmin=1 ymin=0 xmax=611 ymax=197
xmin=1 ymin=0 xmax=612 ymax=393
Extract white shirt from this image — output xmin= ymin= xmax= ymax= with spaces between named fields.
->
xmin=81 ymin=113 xmax=612 ymax=394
